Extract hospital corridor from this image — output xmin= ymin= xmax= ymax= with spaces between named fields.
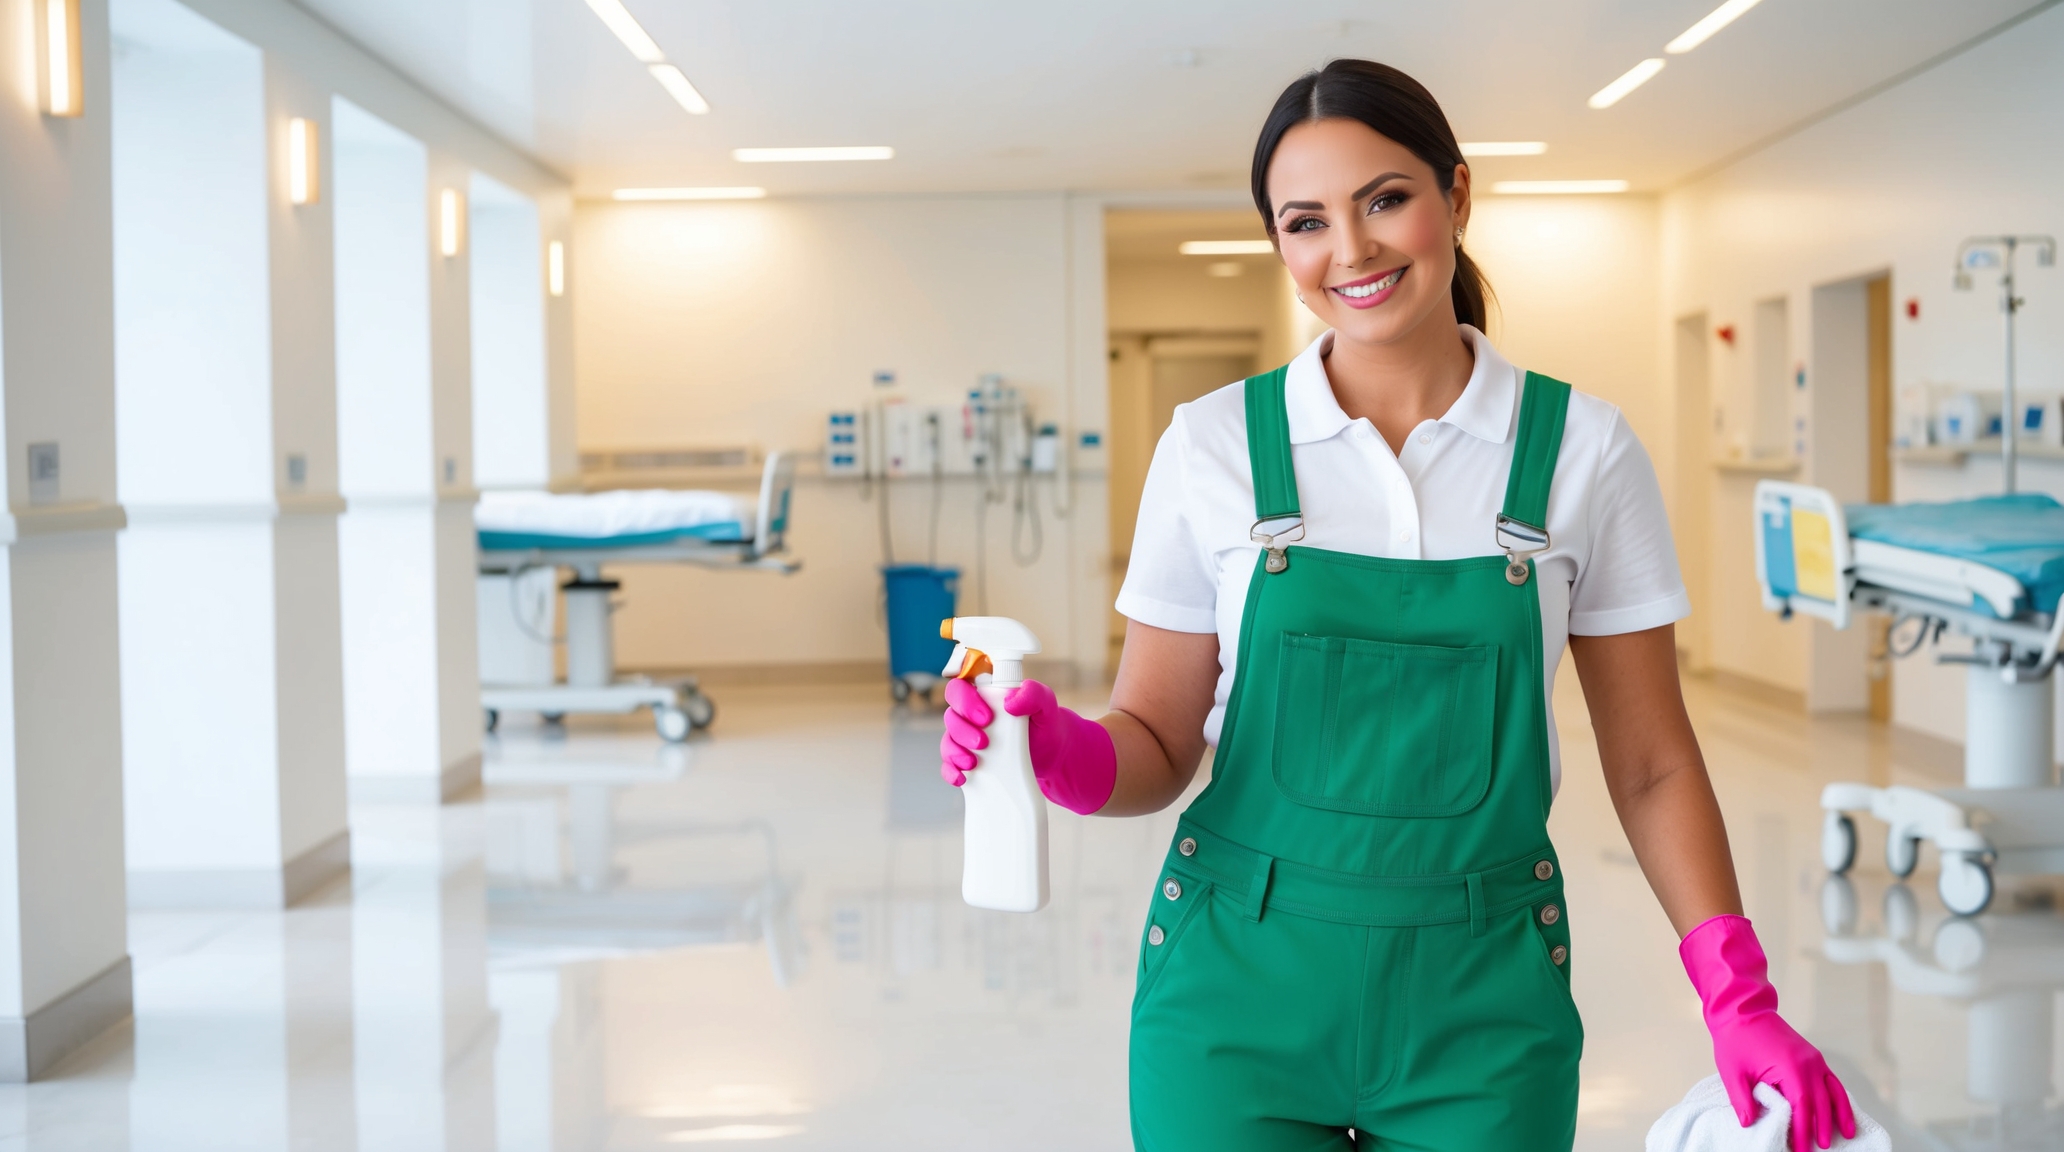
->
xmin=0 ymin=1 xmax=2060 ymax=1149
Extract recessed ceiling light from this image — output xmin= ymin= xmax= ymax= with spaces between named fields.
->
xmin=612 ymin=187 xmax=768 ymax=201
xmin=648 ymin=65 xmax=709 ymax=115
xmin=1460 ymin=141 xmax=1547 ymax=157
xmin=1492 ymin=180 xmax=1630 ymax=195
xmin=1666 ymin=0 xmax=1766 ymax=54
xmin=732 ymin=147 xmax=894 ymax=163
xmin=1178 ymin=240 xmax=1274 ymax=256
xmin=583 ymin=0 xmax=663 ymax=63
xmin=1587 ymin=59 xmax=1665 ymax=109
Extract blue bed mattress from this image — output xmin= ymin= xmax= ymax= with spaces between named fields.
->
xmin=1848 ymin=493 xmax=2064 ymax=614
xmin=477 ymin=521 xmax=748 ymax=552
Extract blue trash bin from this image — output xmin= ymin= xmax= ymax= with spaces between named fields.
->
xmin=882 ymin=565 xmax=959 ymax=700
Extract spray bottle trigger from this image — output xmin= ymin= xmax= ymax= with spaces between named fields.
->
xmin=955 ymin=649 xmax=994 ymax=681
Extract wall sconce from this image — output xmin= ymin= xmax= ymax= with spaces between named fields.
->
xmin=287 ymin=118 xmax=319 ymax=205
xmin=40 ymin=0 xmax=83 ymax=118
xmin=439 ymin=188 xmax=464 ymax=257
xmin=547 ymin=241 xmax=565 ymax=296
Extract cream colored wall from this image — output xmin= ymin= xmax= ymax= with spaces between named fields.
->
xmin=575 ymin=195 xmax=1107 ymax=678
xmin=1661 ymin=4 xmax=2064 ymax=735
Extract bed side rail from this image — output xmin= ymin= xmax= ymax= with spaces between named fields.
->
xmin=1753 ymin=480 xmax=1855 ymax=630
xmin=753 ymin=451 xmax=796 ymax=559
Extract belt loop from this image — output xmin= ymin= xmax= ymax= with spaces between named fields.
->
xmin=1245 ymin=854 xmax=1275 ymax=922
xmin=1466 ymin=872 xmax=1486 ymax=938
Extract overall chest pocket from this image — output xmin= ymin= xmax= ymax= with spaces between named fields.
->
xmin=1271 ymin=633 xmax=1496 ymax=817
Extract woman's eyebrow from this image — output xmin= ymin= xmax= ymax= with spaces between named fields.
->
xmin=1275 ymin=171 xmax=1412 ymax=217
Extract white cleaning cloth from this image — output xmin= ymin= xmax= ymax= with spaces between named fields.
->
xmin=1645 ymin=1076 xmax=1890 ymax=1152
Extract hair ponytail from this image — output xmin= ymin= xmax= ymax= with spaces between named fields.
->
xmin=1251 ymin=59 xmax=1495 ymax=332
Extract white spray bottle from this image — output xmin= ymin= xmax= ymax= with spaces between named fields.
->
xmin=942 ymin=616 xmax=1049 ymax=913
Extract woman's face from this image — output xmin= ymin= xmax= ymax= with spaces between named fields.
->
xmin=1265 ymin=117 xmax=1470 ymax=346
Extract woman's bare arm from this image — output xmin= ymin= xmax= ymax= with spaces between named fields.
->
xmin=1096 ymin=619 xmax=1221 ymax=816
xmin=1568 ymin=623 xmax=1744 ymax=936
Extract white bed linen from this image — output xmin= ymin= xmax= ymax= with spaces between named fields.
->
xmin=475 ymin=489 xmax=751 ymax=539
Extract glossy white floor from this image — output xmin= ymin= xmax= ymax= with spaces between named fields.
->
xmin=3 ymin=672 xmax=2059 ymax=1150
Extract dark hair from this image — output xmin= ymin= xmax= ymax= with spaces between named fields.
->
xmin=1251 ymin=59 xmax=1494 ymax=332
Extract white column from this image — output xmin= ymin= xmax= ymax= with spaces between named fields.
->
xmin=335 ymin=106 xmax=482 ymax=804
xmin=0 ymin=0 xmax=135 ymax=1079
xmin=110 ymin=0 xmax=348 ymax=909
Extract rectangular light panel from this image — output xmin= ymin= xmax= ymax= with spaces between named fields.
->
xmin=42 ymin=0 xmax=82 ymax=117
xmin=732 ymin=147 xmax=895 ymax=163
xmin=1667 ymin=0 xmax=1766 ymax=54
xmin=287 ymin=118 xmax=319 ymax=205
xmin=648 ymin=65 xmax=710 ymax=115
xmin=1178 ymin=240 xmax=1275 ymax=256
xmin=440 ymin=189 xmax=464 ymax=256
xmin=548 ymin=241 xmax=565 ymax=296
xmin=1588 ymin=59 xmax=1665 ymax=109
xmin=1492 ymin=180 xmax=1631 ymax=195
xmin=1459 ymin=142 xmax=1548 ymax=157
xmin=612 ymin=187 xmax=768 ymax=201
xmin=583 ymin=0 xmax=664 ymax=62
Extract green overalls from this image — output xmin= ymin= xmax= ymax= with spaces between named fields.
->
xmin=1130 ymin=366 xmax=1582 ymax=1151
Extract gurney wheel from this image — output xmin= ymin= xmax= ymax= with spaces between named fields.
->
xmin=484 ymin=708 xmax=499 ymax=734
xmin=542 ymin=712 xmax=566 ymax=726
xmin=1820 ymin=812 xmax=1857 ymax=875
xmin=891 ymin=677 xmax=913 ymax=703
xmin=683 ymin=691 xmax=716 ymax=730
xmin=654 ymin=705 xmax=692 ymax=743
xmin=1885 ymin=830 xmax=1920 ymax=879
xmin=1938 ymin=852 xmax=1993 ymax=917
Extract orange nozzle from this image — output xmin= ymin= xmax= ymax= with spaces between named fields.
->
xmin=953 ymin=648 xmax=993 ymax=681
xmin=940 ymin=619 xmax=955 ymax=640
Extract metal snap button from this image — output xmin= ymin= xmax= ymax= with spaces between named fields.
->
xmin=1534 ymin=860 xmax=1555 ymax=881
xmin=1178 ymin=837 xmax=1197 ymax=857
xmin=1163 ymin=878 xmax=1183 ymax=901
xmin=1539 ymin=903 xmax=1561 ymax=926
xmin=1506 ymin=561 xmax=1530 ymax=585
xmin=1148 ymin=925 xmax=1166 ymax=946
xmin=1551 ymin=944 xmax=1568 ymax=966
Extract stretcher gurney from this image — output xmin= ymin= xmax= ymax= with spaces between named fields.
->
xmin=1756 ymin=482 xmax=2064 ymax=915
xmin=477 ymin=452 xmax=799 ymax=741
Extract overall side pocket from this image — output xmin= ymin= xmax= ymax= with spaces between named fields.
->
xmin=1133 ymin=878 xmax=1213 ymax=1011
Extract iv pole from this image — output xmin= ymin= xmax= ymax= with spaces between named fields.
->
xmin=1954 ymin=234 xmax=2055 ymax=494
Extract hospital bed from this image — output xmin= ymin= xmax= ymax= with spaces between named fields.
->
xmin=477 ymin=452 xmax=799 ymax=742
xmin=1755 ymin=480 xmax=2064 ymax=915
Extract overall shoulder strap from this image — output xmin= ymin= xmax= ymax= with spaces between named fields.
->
xmin=1243 ymin=366 xmax=1299 ymax=521
xmin=1500 ymin=371 xmax=1572 ymax=532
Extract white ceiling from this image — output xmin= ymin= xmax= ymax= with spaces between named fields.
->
xmin=289 ymin=0 xmax=2045 ymax=198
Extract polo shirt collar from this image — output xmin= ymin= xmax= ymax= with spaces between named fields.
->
xmin=1282 ymin=324 xmax=1520 ymax=446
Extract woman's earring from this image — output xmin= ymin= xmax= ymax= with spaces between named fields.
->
xmin=1295 ymin=291 xmax=1305 ymax=303
xmin=1455 ymin=227 xmax=1465 ymax=243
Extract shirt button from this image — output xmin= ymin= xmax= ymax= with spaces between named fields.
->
xmin=1551 ymin=944 xmax=1568 ymax=966
xmin=1539 ymin=903 xmax=1561 ymax=926
xmin=1417 ymin=433 xmax=1432 ymax=445
xmin=1534 ymin=860 xmax=1555 ymax=881
xmin=1163 ymin=878 xmax=1183 ymax=901
xmin=1178 ymin=837 xmax=1197 ymax=857
xmin=1398 ymin=530 xmax=1413 ymax=543
xmin=1148 ymin=925 xmax=1166 ymax=946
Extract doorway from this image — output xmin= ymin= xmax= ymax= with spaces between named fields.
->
xmin=1104 ymin=209 xmax=1292 ymax=672
xmin=1806 ymin=272 xmax=1892 ymax=714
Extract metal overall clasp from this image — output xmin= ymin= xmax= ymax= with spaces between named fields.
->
xmin=1251 ymin=517 xmax=1305 ymax=574
xmin=1495 ymin=514 xmax=1549 ymax=586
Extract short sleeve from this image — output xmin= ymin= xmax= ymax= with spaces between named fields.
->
xmin=1114 ymin=410 xmax=1220 ymax=634
xmin=1567 ymin=411 xmax=1691 ymax=636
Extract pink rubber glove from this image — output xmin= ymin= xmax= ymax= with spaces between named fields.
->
xmin=938 ymin=678 xmax=1117 ymax=815
xmin=1681 ymin=915 xmax=1856 ymax=1152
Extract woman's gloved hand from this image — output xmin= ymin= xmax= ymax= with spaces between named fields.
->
xmin=1681 ymin=914 xmax=1856 ymax=1152
xmin=939 ymin=678 xmax=1117 ymax=815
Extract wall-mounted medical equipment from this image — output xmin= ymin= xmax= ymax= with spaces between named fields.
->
xmin=1756 ymin=479 xmax=2064 ymax=916
xmin=1934 ymin=389 xmax=2003 ymax=445
xmin=943 ymin=616 xmax=1048 ymax=913
xmin=475 ymin=452 xmax=799 ymax=741
xmin=1953 ymin=234 xmax=2055 ymax=490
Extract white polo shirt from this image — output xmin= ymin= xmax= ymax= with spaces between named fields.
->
xmin=1114 ymin=326 xmax=1689 ymax=795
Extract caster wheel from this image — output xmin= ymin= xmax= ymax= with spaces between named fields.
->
xmin=683 ymin=691 xmax=715 ymax=730
xmin=484 ymin=708 xmax=500 ymax=734
xmin=891 ymin=677 xmax=912 ymax=703
xmin=654 ymin=706 xmax=692 ymax=743
xmin=1939 ymin=852 xmax=1994 ymax=917
xmin=1821 ymin=811 xmax=1857 ymax=875
xmin=1885 ymin=829 xmax=1920 ymax=879
xmin=542 ymin=712 xmax=566 ymax=726
xmin=1818 ymin=875 xmax=1859 ymax=937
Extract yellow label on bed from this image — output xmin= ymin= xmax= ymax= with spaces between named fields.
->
xmin=1791 ymin=509 xmax=1837 ymax=602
